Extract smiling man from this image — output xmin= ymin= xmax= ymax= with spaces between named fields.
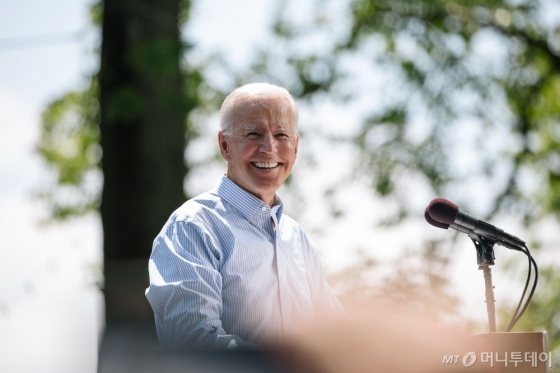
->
xmin=145 ymin=83 xmax=342 ymax=349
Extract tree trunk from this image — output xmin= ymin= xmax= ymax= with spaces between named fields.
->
xmin=99 ymin=0 xmax=187 ymax=323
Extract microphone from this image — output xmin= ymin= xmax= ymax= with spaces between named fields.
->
xmin=423 ymin=207 xmax=449 ymax=229
xmin=425 ymin=198 xmax=525 ymax=248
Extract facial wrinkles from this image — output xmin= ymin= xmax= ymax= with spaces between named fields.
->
xmin=234 ymin=97 xmax=295 ymax=137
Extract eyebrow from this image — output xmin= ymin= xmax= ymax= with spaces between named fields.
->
xmin=237 ymin=123 xmax=294 ymax=134
xmin=239 ymin=124 xmax=259 ymax=132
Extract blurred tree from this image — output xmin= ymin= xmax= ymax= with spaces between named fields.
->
xmin=329 ymin=242 xmax=462 ymax=321
xmin=99 ymin=0 xmax=191 ymax=322
xmin=242 ymin=0 xmax=560 ymax=223
xmin=38 ymin=80 xmax=101 ymax=219
xmin=39 ymin=0 xmax=204 ymax=325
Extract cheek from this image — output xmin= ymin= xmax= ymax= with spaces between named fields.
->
xmin=235 ymin=143 xmax=256 ymax=160
xmin=282 ymin=143 xmax=298 ymax=159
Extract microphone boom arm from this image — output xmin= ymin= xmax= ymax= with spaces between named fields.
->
xmin=469 ymin=232 xmax=497 ymax=333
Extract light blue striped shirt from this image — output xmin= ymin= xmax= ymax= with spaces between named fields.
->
xmin=145 ymin=175 xmax=342 ymax=349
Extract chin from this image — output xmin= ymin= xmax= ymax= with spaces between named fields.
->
xmin=251 ymin=183 xmax=281 ymax=197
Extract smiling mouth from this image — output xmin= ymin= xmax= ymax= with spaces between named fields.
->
xmin=252 ymin=162 xmax=280 ymax=169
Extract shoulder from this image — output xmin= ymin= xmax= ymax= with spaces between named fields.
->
xmin=157 ymin=190 xmax=231 ymax=237
xmin=171 ymin=190 xmax=224 ymax=223
xmin=153 ymin=190 xmax=230 ymax=259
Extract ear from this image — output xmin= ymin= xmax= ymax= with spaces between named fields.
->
xmin=294 ymin=133 xmax=299 ymax=156
xmin=218 ymin=131 xmax=232 ymax=162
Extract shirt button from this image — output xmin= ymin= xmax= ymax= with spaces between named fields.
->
xmin=261 ymin=206 xmax=267 ymax=211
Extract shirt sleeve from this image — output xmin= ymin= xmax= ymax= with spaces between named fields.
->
xmin=145 ymin=218 xmax=256 ymax=349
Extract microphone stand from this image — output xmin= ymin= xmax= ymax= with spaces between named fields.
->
xmin=469 ymin=233 xmax=496 ymax=333
xmin=467 ymin=236 xmax=548 ymax=370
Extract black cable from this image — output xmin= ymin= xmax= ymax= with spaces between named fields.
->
xmin=511 ymin=247 xmax=538 ymax=327
xmin=505 ymin=244 xmax=538 ymax=332
xmin=505 ymin=245 xmax=531 ymax=331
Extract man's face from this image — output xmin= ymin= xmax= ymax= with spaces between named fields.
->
xmin=218 ymin=95 xmax=299 ymax=205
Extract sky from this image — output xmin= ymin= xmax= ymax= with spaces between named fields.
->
xmin=0 ymin=1 xmax=557 ymax=372
xmin=0 ymin=1 xmax=102 ymax=372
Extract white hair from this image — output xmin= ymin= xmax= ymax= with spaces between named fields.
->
xmin=219 ymin=82 xmax=299 ymax=135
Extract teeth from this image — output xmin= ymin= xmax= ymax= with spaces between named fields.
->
xmin=254 ymin=162 xmax=279 ymax=169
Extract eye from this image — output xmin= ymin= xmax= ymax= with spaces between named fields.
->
xmin=275 ymin=133 xmax=289 ymax=138
xmin=246 ymin=132 xmax=260 ymax=138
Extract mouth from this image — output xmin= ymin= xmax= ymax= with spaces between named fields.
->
xmin=252 ymin=162 xmax=281 ymax=169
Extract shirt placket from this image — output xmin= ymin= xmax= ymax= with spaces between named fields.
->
xmin=270 ymin=209 xmax=289 ymax=335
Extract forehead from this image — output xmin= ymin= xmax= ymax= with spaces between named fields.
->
xmin=232 ymin=95 xmax=294 ymax=130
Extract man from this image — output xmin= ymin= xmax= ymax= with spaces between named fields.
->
xmin=145 ymin=83 xmax=342 ymax=349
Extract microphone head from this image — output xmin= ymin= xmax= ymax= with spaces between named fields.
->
xmin=427 ymin=198 xmax=459 ymax=225
xmin=424 ymin=207 xmax=450 ymax=229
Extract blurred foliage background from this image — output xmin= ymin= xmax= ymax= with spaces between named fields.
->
xmin=37 ymin=0 xmax=560 ymax=357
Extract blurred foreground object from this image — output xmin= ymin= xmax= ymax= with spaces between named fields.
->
xmin=271 ymin=302 xmax=547 ymax=373
xmin=98 ymin=303 xmax=549 ymax=372
xmin=98 ymin=322 xmax=283 ymax=373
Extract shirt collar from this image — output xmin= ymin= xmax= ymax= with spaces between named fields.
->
xmin=216 ymin=175 xmax=284 ymax=222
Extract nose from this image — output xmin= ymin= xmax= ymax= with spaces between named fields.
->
xmin=259 ymin=133 xmax=277 ymax=154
